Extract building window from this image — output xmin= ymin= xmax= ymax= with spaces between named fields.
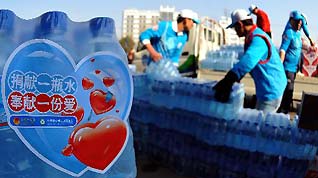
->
xmin=208 ymin=30 xmax=212 ymax=41
xmin=218 ymin=34 xmax=222 ymax=46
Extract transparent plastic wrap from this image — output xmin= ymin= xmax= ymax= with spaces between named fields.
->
xmin=145 ymin=58 xmax=181 ymax=80
xmin=0 ymin=10 xmax=136 ymax=178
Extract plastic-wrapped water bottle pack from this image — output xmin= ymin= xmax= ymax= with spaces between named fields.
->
xmin=130 ymin=72 xmax=317 ymax=177
xmin=200 ymin=46 xmax=242 ymax=71
xmin=0 ymin=10 xmax=136 ymax=178
xmin=146 ymin=76 xmax=244 ymax=120
xmin=145 ymin=58 xmax=181 ymax=80
xmin=167 ymin=101 xmax=312 ymax=156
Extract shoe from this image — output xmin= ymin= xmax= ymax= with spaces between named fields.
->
xmin=297 ymin=71 xmax=305 ymax=77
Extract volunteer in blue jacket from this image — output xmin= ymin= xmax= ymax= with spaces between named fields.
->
xmin=278 ymin=10 xmax=314 ymax=114
xmin=139 ymin=9 xmax=199 ymax=66
xmin=288 ymin=11 xmax=314 ymax=47
xmin=213 ymin=9 xmax=287 ymax=114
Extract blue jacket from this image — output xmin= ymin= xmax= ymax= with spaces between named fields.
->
xmin=231 ymin=26 xmax=287 ymax=101
xmin=280 ymin=22 xmax=302 ymax=72
xmin=139 ymin=21 xmax=188 ymax=65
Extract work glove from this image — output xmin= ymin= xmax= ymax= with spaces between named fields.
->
xmin=213 ymin=70 xmax=239 ymax=103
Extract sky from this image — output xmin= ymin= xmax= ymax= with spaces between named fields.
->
xmin=2 ymin=0 xmax=318 ymax=46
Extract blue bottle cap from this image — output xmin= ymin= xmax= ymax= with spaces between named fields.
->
xmin=39 ymin=11 xmax=68 ymax=35
xmin=89 ymin=17 xmax=115 ymax=37
xmin=0 ymin=9 xmax=15 ymax=32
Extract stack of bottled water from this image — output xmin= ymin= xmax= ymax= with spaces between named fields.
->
xmin=173 ymin=77 xmax=213 ymax=112
xmin=129 ymin=102 xmax=313 ymax=178
xmin=150 ymin=78 xmax=176 ymax=108
xmin=227 ymin=108 xmax=263 ymax=151
xmin=132 ymin=73 xmax=150 ymax=100
xmin=130 ymin=94 xmax=318 ymax=177
xmin=200 ymin=45 xmax=242 ymax=71
xmin=276 ymin=156 xmax=309 ymax=178
xmin=175 ymin=78 xmax=244 ymax=120
xmin=147 ymin=76 xmax=244 ymax=120
xmin=220 ymin=44 xmax=244 ymax=54
xmin=145 ymin=58 xmax=181 ymax=80
xmin=290 ymin=116 xmax=318 ymax=160
xmin=258 ymin=113 xmax=317 ymax=160
xmin=131 ymin=73 xmax=318 ymax=160
xmin=129 ymin=44 xmax=318 ymax=178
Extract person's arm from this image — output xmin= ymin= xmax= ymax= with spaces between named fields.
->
xmin=144 ymin=43 xmax=162 ymax=62
xmin=279 ymin=50 xmax=286 ymax=63
xmin=301 ymin=18 xmax=315 ymax=46
xmin=279 ymin=29 xmax=292 ymax=63
xmin=231 ymin=35 xmax=269 ymax=79
xmin=302 ymin=25 xmax=314 ymax=46
xmin=139 ymin=22 xmax=164 ymax=62
xmin=308 ymin=37 xmax=314 ymax=47
xmin=213 ymin=35 xmax=268 ymax=103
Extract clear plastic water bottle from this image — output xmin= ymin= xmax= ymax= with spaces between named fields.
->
xmin=0 ymin=10 xmax=16 ymax=73
xmin=274 ymin=113 xmax=292 ymax=157
xmin=146 ymin=58 xmax=180 ymax=80
xmin=231 ymin=119 xmax=243 ymax=149
xmin=188 ymin=82 xmax=200 ymax=113
xmin=259 ymin=114 xmax=278 ymax=155
xmin=204 ymin=83 xmax=215 ymax=117
xmin=166 ymin=80 xmax=176 ymax=109
xmin=218 ymin=119 xmax=228 ymax=146
xmin=238 ymin=109 xmax=262 ymax=151
xmin=35 ymin=11 xmax=77 ymax=63
xmin=0 ymin=10 xmax=16 ymax=124
xmin=225 ymin=118 xmax=236 ymax=147
xmin=89 ymin=17 xmax=127 ymax=65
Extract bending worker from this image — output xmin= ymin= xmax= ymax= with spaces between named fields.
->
xmin=213 ymin=9 xmax=287 ymax=114
xmin=139 ymin=9 xmax=200 ymax=66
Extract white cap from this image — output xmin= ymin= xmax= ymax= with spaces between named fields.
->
xmin=248 ymin=4 xmax=257 ymax=14
xmin=179 ymin=9 xmax=200 ymax=24
xmin=227 ymin=9 xmax=252 ymax=29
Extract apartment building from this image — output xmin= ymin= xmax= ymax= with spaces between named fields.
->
xmin=122 ymin=5 xmax=178 ymax=43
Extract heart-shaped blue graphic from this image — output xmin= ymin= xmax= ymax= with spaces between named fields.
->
xmin=1 ymin=39 xmax=133 ymax=176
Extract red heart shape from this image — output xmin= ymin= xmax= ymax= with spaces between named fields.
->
xmin=103 ymin=77 xmax=115 ymax=87
xmin=82 ymin=77 xmax=94 ymax=90
xmin=61 ymin=106 xmax=84 ymax=124
xmin=89 ymin=89 xmax=116 ymax=115
xmin=62 ymin=117 xmax=127 ymax=170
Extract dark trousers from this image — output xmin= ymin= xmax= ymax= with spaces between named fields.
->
xmin=278 ymin=71 xmax=296 ymax=114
